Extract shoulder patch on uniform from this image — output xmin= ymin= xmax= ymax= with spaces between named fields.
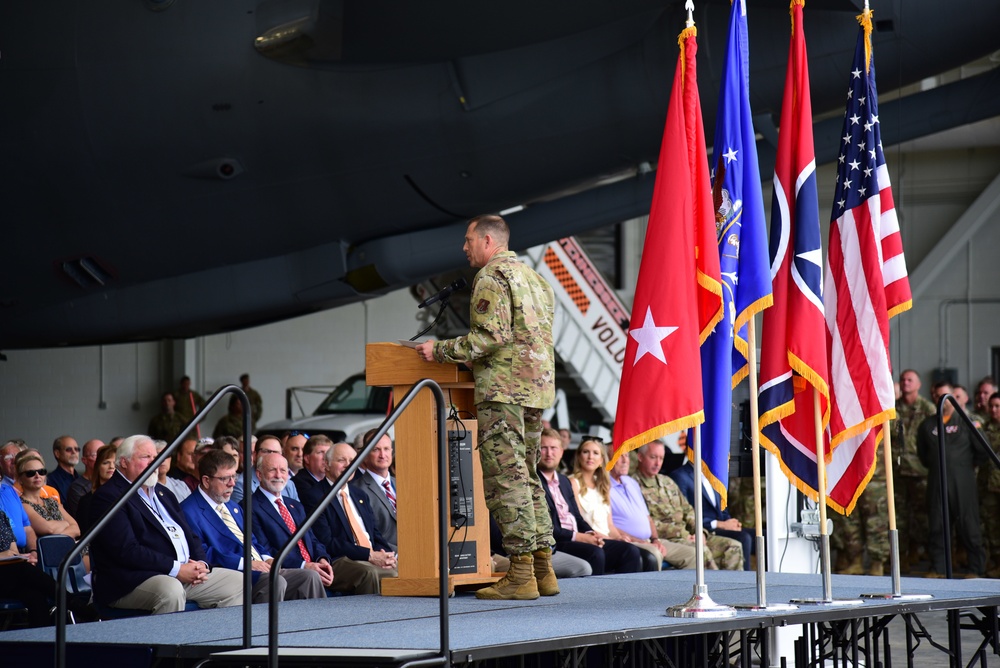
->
xmin=475 ymin=299 xmax=491 ymax=314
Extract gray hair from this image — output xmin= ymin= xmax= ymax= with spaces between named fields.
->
xmin=116 ymin=435 xmax=154 ymax=467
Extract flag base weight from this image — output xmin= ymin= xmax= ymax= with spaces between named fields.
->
xmin=860 ymin=592 xmax=933 ymax=601
xmin=667 ymin=585 xmax=737 ymax=619
xmin=733 ymin=602 xmax=798 ymax=611
xmin=789 ymin=597 xmax=864 ymax=606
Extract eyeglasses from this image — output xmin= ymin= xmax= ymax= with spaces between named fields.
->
xmin=287 ymin=431 xmax=309 ymax=439
xmin=206 ymin=474 xmax=237 ymax=483
xmin=62 ymin=447 xmax=80 ymax=453
xmin=21 ymin=468 xmax=47 ymax=478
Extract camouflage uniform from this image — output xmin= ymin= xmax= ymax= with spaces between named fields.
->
xmin=148 ymin=412 xmax=187 ymax=443
xmin=833 ymin=437 xmax=890 ymax=570
xmin=433 ymin=250 xmax=555 ymax=555
xmin=893 ymin=395 xmax=935 ymax=564
xmin=727 ymin=476 xmax=763 ymax=532
xmin=978 ymin=421 xmax=1000 ymax=570
xmin=245 ymin=386 xmax=263 ymax=428
xmin=174 ymin=389 xmax=206 ymax=421
xmin=213 ymin=413 xmax=245 ymax=440
xmin=635 ymin=472 xmax=743 ymax=570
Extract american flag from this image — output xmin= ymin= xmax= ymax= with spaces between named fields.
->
xmin=823 ymin=10 xmax=912 ymax=514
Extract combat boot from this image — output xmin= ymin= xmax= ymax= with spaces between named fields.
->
xmin=532 ymin=548 xmax=560 ymax=596
xmin=867 ymin=561 xmax=884 ymax=577
xmin=841 ymin=555 xmax=865 ymax=575
xmin=475 ymin=553 xmax=539 ymax=600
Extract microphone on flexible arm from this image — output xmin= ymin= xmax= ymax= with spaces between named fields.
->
xmin=418 ymin=277 xmax=467 ymax=309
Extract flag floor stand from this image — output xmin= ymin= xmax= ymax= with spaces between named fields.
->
xmin=861 ymin=530 xmax=934 ymax=601
xmin=789 ymin=536 xmax=864 ymax=607
xmin=734 ymin=536 xmax=798 ymax=611
xmin=667 ymin=584 xmax=738 ymax=619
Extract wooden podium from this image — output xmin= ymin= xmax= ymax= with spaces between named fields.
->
xmin=365 ymin=342 xmax=497 ymax=596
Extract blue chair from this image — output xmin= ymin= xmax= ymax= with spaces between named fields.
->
xmin=37 ymin=534 xmax=91 ymax=596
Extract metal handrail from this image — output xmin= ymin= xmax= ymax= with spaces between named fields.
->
xmin=54 ymin=385 xmax=254 ymax=668
xmin=265 ymin=378 xmax=450 ymax=668
xmin=932 ymin=393 xmax=1000 ymax=580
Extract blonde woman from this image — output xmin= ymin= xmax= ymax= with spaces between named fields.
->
xmin=17 ymin=453 xmax=80 ymax=540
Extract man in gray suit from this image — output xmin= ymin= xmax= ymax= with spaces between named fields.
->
xmin=351 ymin=429 xmax=397 ymax=552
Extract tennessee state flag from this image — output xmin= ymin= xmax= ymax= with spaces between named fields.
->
xmin=757 ymin=0 xmax=831 ymax=500
xmin=823 ymin=8 xmax=912 ymax=513
xmin=697 ymin=0 xmax=773 ymax=507
xmin=610 ymin=24 xmax=722 ymax=468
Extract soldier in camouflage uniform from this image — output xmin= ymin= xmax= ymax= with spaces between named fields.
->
xmin=148 ymin=391 xmax=188 ymax=443
xmin=416 ymin=214 xmax=556 ymax=600
xmin=893 ymin=369 xmax=935 ymax=571
xmin=239 ymin=373 xmax=263 ymax=429
xmin=831 ymin=459 xmax=889 ymax=575
xmin=978 ymin=393 xmax=1000 ymax=576
xmin=634 ymin=441 xmax=743 ymax=570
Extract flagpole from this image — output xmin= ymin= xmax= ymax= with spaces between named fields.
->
xmin=735 ymin=319 xmax=796 ymax=612
xmin=861 ymin=423 xmax=932 ymax=600
xmin=790 ymin=388 xmax=862 ymax=607
xmin=668 ymin=424 xmax=736 ymax=618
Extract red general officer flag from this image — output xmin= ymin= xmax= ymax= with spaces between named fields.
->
xmin=610 ymin=25 xmax=722 ymax=467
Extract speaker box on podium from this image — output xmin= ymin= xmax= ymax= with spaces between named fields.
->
xmin=366 ymin=342 xmax=497 ymax=596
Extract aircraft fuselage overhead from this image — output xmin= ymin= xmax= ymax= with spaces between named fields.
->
xmin=2 ymin=0 xmax=998 ymax=349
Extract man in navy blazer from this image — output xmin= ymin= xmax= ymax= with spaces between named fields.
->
xmin=90 ymin=435 xmax=243 ymax=614
xmin=251 ymin=452 xmax=334 ymax=587
xmin=292 ymin=435 xmax=332 ymax=499
xmin=670 ymin=459 xmax=753 ymax=570
xmin=350 ymin=430 xmax=397 ymax=552
xmin=181 ymin=450 xmax=324 ymax=602
xmin=536 ymin=433 xmax=641 ymax=575
xmin=302 ymin=442 xmax=397 ymax=594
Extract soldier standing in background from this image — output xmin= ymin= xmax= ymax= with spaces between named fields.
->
xmin=416 ymin=214 xmax=557 ymax=601
xmin=240 ymin=374 xmax=263 ymax=428
xmin=174 ymin=376 xmax=206 ymax=422
xmin=893 ymin=369 xmax=935 ymax=572
xmin=978 ymin=392 xmax=1000 ymax=577
xmin=148 ymin=392 xmax=187 ymax=444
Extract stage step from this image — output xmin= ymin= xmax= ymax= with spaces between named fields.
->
xmin=205 ymin=647 xmax=440 ymax=667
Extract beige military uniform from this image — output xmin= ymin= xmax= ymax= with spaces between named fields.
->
xmin=635 ymin=472 xmax=743 ymax=570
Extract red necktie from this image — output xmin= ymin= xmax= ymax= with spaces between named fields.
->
xmin=275 ymin=498 xmax=311 ymax=563
xmin=382 ymin=480 xmax=397 ymax=512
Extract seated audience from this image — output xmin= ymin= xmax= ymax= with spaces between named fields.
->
xmin=47 ymin=436 xmax=82 ymax=500
xmin=65 ymin=439 xmax=105 ymax=516
xmin=607 ymin=449 xmax=671 ymax=571
xmin=0 ymin=508 xmax=95 ymax=626
xmin=17 ymin=453 xmax=80 ymax=540
xmin=251 ymin=452 xmax=334 ymax=588
xmin=537 ymin=429 xmax=642 ymax=575
xmin=303 ymin=442 xmax=397 ymax=594
xmin=293 ymin=435 xmax=332 ymax=498
xmin=635 ymin=440 xmax=743 ymax=571
xmin=670 ymin=456 xmax=754 ymax=570
xmin=90 ymin=435 xmax=243 ymax=614
xmin=13 ymin=449 xmax=62 ymax=502
xmin=76 ymin=443 xmax=118 ymax=534
xmin=351 ymin=429 xmax=398 ymax=552
xmin=181 ymin=450 xmax=324 ymax=602
xmin=571 ymin=437 xmax=659 ymax=571
xmin=249 ymin=435 xmax=300 ymax=501
xmin=155 ymin=440 xmax=191 ymax=503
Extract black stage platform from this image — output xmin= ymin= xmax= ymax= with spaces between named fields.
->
xmin=3 ymin=571 xmax=1000 ymax=667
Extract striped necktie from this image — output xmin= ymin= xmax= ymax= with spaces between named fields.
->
xmin=275 ymin=498 xmax=311 ymax=562
xmin=217 ymin=503 xmax=262 ymax=561
xmin=382 ymin=479 xmax=397 ymax=512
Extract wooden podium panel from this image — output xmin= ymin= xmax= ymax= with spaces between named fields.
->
xmin=366 ymin=343 xmax=495 ymax=596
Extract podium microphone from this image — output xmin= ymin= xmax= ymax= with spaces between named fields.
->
xmin=418 ymin=277 xmax=467 ymax=309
